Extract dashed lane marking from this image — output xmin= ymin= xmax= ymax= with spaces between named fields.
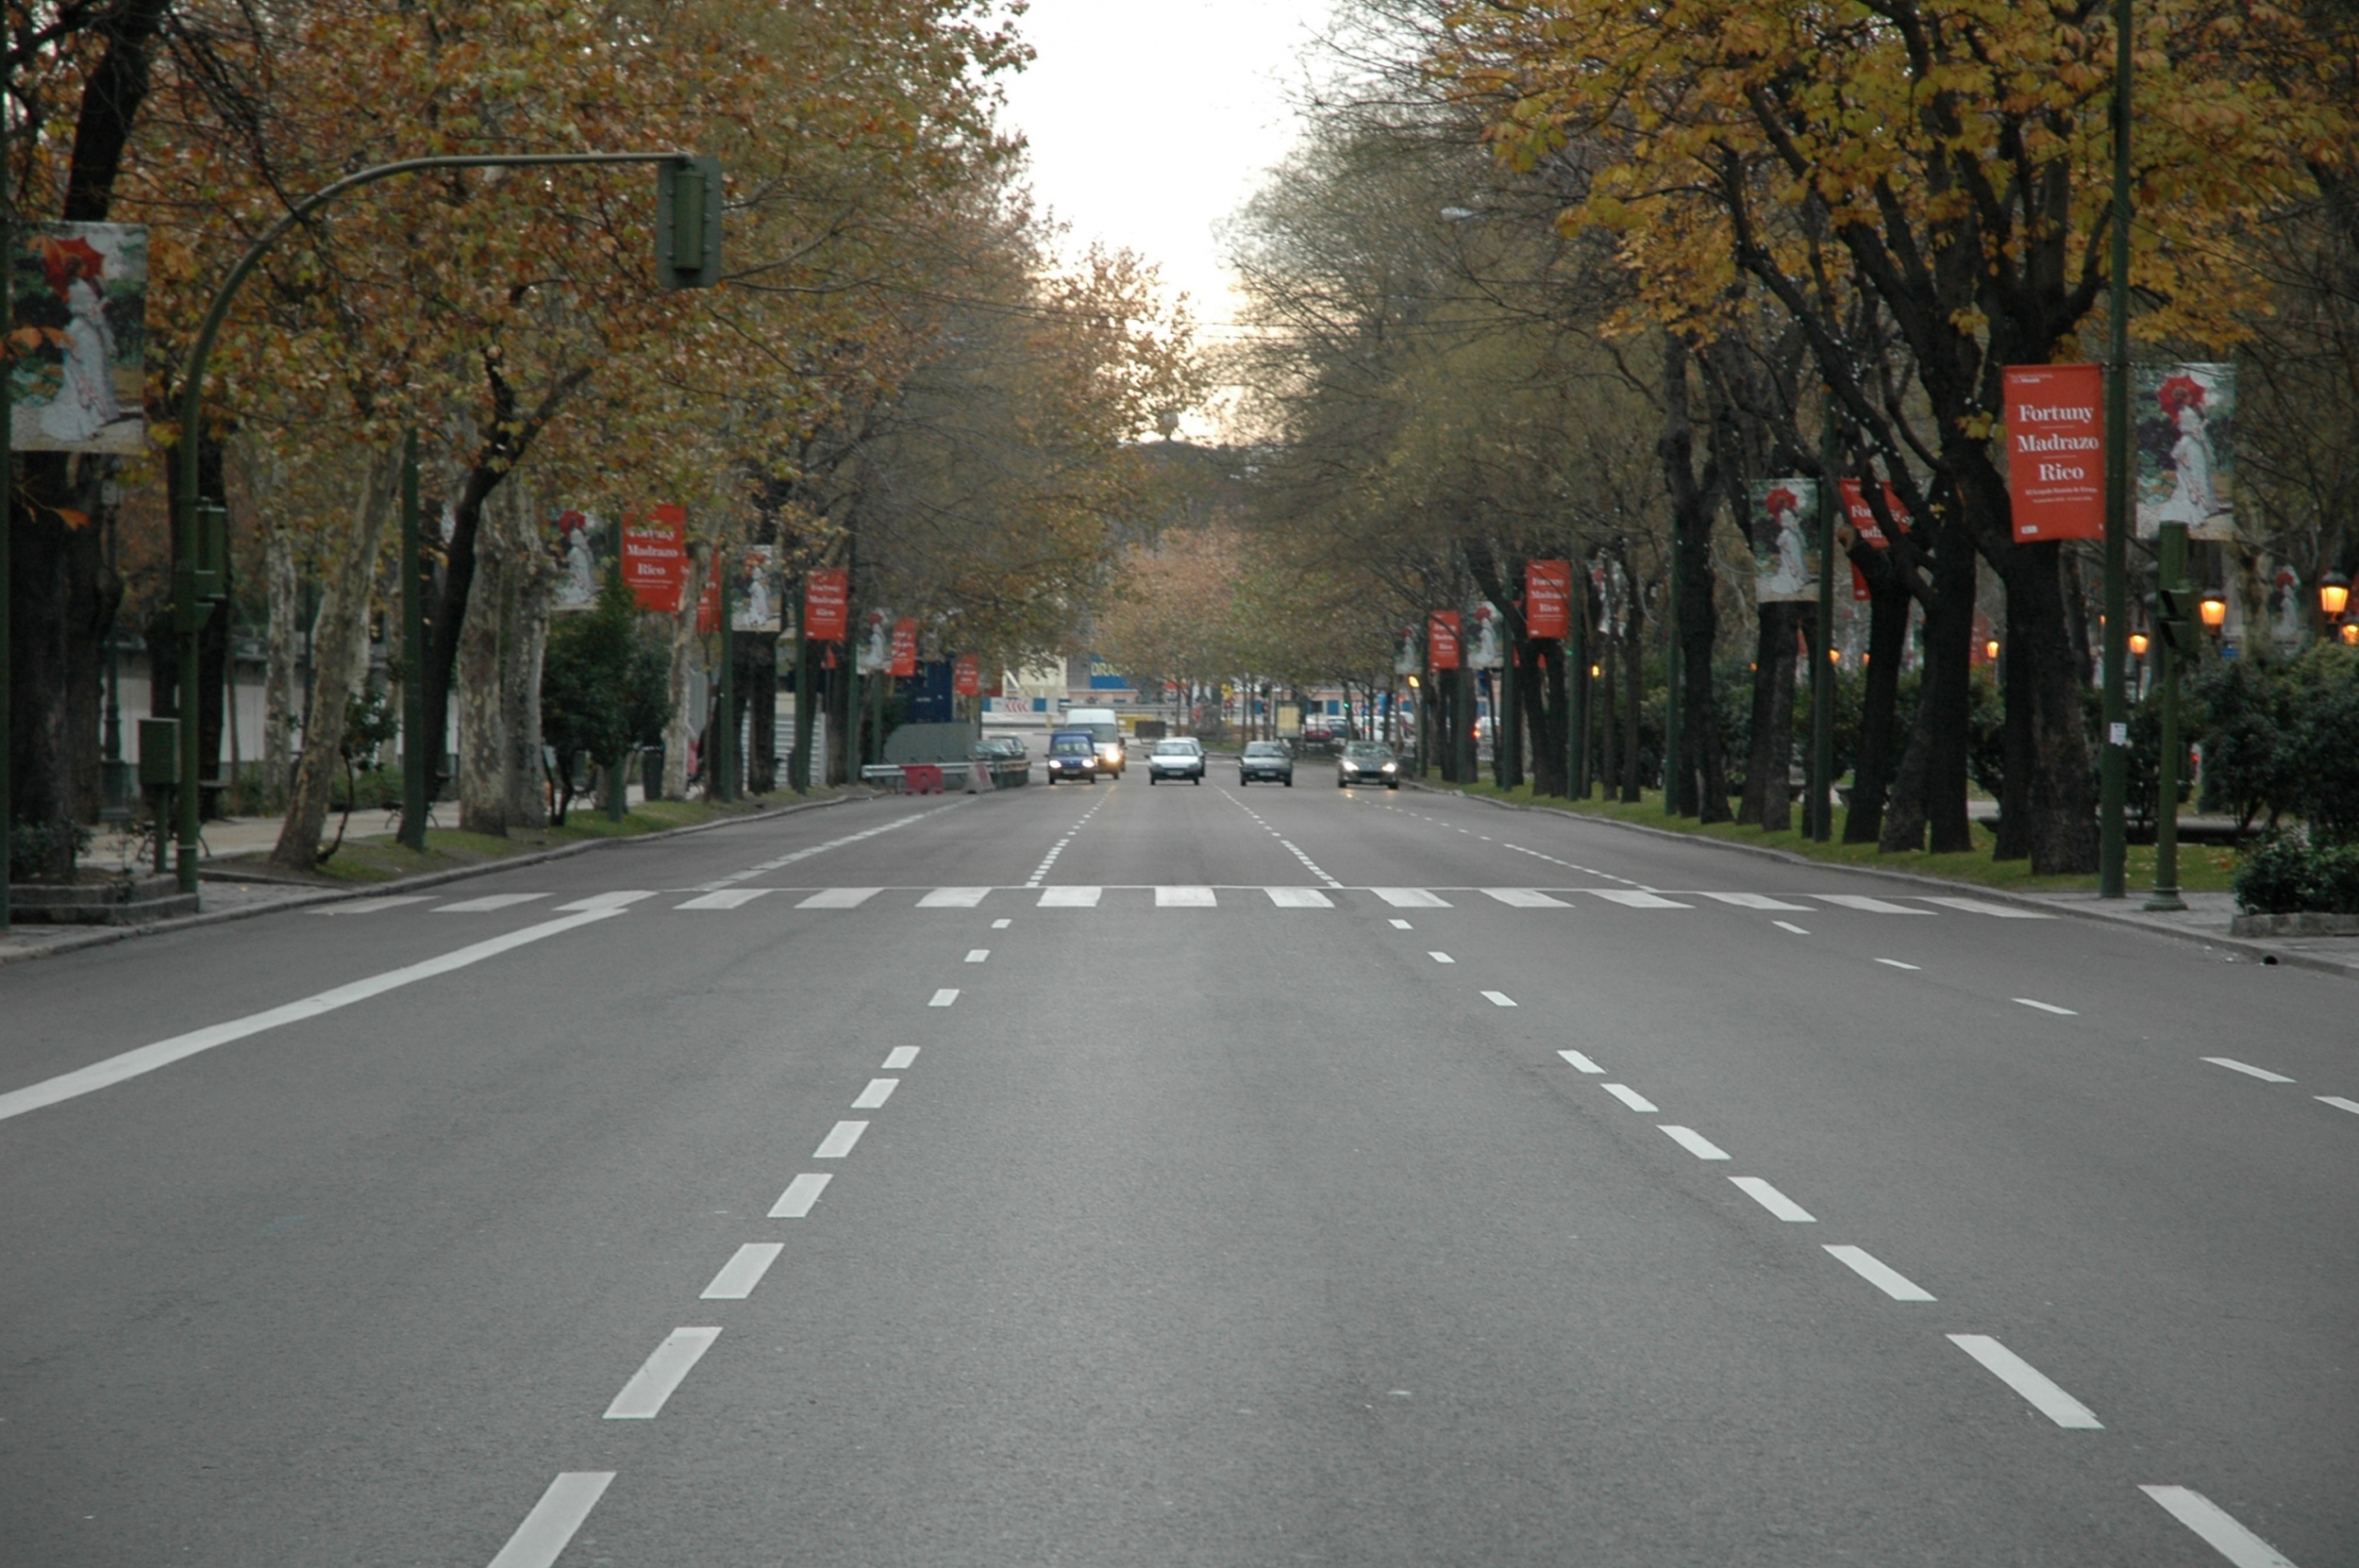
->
xmin=1877 ymin=959 xmax=1922 ymax=971
xmin=768 ymin=1174 xmax=831 ymax=1218
xmin=1602 ymin=1083 xmax=1658 ymax=1112
xmin=1775 ymin=921 xmax=1812 ymax=936
xmin=1730 ymin=1176 xmax=1815 ymax=1222
xmin=1481 ymin=991 xmax=1517 ymax=1008
xmin=1948 ymin=1334 xmax=2103 ymax=1428
xmin=1659 ymin=1126 xmax=1730 ymax=1160
xmin=851 ymin=1077 xmax=898 ymax=1109
xmin=2139 ymin=1486 xmax=2301 ymax=1567
xmin=882 ymin=1047 xmax=919 ymax=1070
xmin=700 ymin=1243 xmax=783 ymax=1300
xmin=2016 ymin=997 xmax=2079 ymax=1016
xmin=485 ymin=1473 xmax=614 ymax=1568
xmin=929 ymin=989 xmax=960 ymax=1008
xmin=603 ymin=1327 xmax=721 ymax=1419
xmin=1823 ymin=1244 xmax=1934 ymax=1301
xmin=813 ymin=1121 xmax=868 ymax=1158
xmin=1558 ymin=1050 xmax=1604 ymax=1074
xmin=2204 ymin=1058 xmax=2294 ymax=1083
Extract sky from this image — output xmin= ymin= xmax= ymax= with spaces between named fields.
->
xmin=995 ymin=0 xmax=1341 ymax=428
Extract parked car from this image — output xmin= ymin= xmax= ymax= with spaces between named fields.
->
xmin=1238 ymin=740 xmax=1294 ymax=786
xmin=1046 ymin=730 xmax=1098 ymax=784
xmin=1337 ymin=741 xmax=1401 ymax=789
xmin=1146 ymin=737 xmax=1206 ymax=785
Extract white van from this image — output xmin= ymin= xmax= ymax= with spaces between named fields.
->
xmin=1062 ymin=707 xmax=1126 ymax=776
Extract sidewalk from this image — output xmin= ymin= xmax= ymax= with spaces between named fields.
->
xmin=1406 ymin=781 xmax=2359 ymax=982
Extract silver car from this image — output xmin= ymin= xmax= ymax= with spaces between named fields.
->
xmin=1147 ymin=737 xmax=1206 ymax=784
xmin=1337 ymin=741 xmax=1401 ymax=789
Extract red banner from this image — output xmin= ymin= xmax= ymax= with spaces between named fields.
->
xmin=1839 ymin=480 xmax=1909 ymax=602
xmin=1429 ymin=610 xmax=1461 ymax=671
xmin=1525 ymin=559 xmax=1572 ymax=640
xmin=802 ymin=568 xmax=848 ymax=642
xmin=952 ymin=653 xmax=981 ymax=696
xmin=890 ymin=618 xmax=919 ymax=677
xmin=694 ymin=552 xmax=722 ymax=634
xmin=621 ymin=505 xmax=688 ymax=612
xmin=2003 ymin=364 xmax=2105 ymax=542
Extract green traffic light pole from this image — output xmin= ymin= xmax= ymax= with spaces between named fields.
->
xmin=2099 ymin=0 xmax=2135 ymax=897
xmin=2146 ymin=520 xmax=2191 ymax=910
xmin=168 ymin=150 xmax=711 ymax=893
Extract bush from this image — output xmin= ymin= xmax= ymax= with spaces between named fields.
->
xmin=2233 ymin=835 xmax=2359 ymax=914
xmin=8 ymin=819 xmax=92 ymax=880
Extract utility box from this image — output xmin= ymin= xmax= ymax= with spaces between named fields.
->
xmin=138 ymin=719 xmax=181 ymax=788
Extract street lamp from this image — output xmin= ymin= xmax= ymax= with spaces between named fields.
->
xmin=2344 ymin=622 xmax=2359 ymax=646
xmin=2129 ymin=630 xmax=2150 ymax=659
xmin=1985 ymin=637 xmax=2000 ymax=662
xmin=2321 ymin=572 xmax=2351 ymax=619
xmin=2199 ymin=590 xmax=2228 ymax=635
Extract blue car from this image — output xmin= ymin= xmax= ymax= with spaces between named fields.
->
xmin=1046 ymin=729 xmax=1098 ymax=784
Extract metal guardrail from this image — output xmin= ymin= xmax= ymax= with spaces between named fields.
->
xmin=860 ymin=759 xmax=1031 ymax=793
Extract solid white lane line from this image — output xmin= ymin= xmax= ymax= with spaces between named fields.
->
xmin=0 ymin=909 xmax=627 ymax=1125
xmin=1814 ymin=893 xmax=1932 ymax=914
xmin=1920 ymin=896 xmax=2056 ymax=918
xmin=485 ymin=1472 xmax=616 ymax=1568
xmin=1484 ymin=888 xmax=1571 ymax=908
xmin=1822 ymin=1244 xmax=1934 ymax=1301
xmin=1373 ymin=888 xmax=1451 ymax=907
xmin=437 ymin=892 xmax=550 ymax=912
xmin=1730 ymin=1176 xmax=1815 ymax=1222
xmin=554 ymin=891 xmax=656 ymax=911
xmin=1558 ymin=1050 xmax=1604 ymax=1074
xmin=917 ymin=887 xmax=991 ymax=907
xmin=813 ymin=1121 xmax=868 ymax=1159
xmin=1697 ymin=892 xmax=1814 ymax=911
xmin=1156 ymin=885 xmax=1217 ymax=907
xmin=1266 ymin=887 xmax=1335 ymax=907
xmin=1658 ymin=1125 xmax=1730 ymax=1160
xmin=768 ymin=1173 xmax=832 ymax=1218
xmin=1038 ymin=886 xmax=1103 ymax=907
xmin=1774 ymin=921 xmax=1812 ymax=935
xmin=1602 ymin=1083 xmax=1658 ymax=1112
xmin=675 ymin=888 xmax=774 ymax=910
xmin=929 ymin=989 xmax=959 ymax=1007
xmin=1588 ymin=889 xmax=1693 ymax=909
xmin=882 ymin=1046 xmax=919 ymax=1070
xmin=2015 ymin=997 xmax=2079 ymax=1015
xmin=1947 ymin=1334 xmax=2103 ymax=1427
xmin=2139 ymin=1486 xmax=2300 ymax=1568
xmin=1429 ymin=951 xmax=1455 ymax=964
xmin=700 ymin=1243 xmax=785 ymax=1300
xmin=1876 ymin=959 xmax=1922 ymax=970
xmin=2317 ymin=1095 xmax=2359 ymax=1115
xmin=991 ymin=918 xmax=1012 ymax=929
xmin=852 ymin=1077 xmax=898 ymax=1109
xmin=796 ymin=887 xmax=880 ymax=909
xmin=2203 ymin=1058 xmax=2294 ymax=1083
xmin=1481 ymin=991 xmax=1517 ymax=1008
xmin=1389 ymin=918 xmax=1414 ymax=929
xmin=603 ymin=1327 xmax=721 ymax=1419
xmin=711 ymin=807 xmax=949 ymax=886
xmin=964 ymin=949 xmax=989 ymax=962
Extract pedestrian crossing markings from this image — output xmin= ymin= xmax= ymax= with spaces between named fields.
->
xmin=395 ymin=888 xmax=2058 ymax=916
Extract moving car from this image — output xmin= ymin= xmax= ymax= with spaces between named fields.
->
xmin=1238 ymin=740 xmax=1294 ymax=786
xmin=1045 ymin=730 xmax=1098 ymax=784
xmin=1146 ymin=737 xmax=1206 ymax=785
xmin=1337 ymin=741 xmax=1401 ymax=789
xmin=1063 ymin=706 xmax=1127 ymax=777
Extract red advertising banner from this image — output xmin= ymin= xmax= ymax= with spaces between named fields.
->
xmin=802 ymin=568 xmax=849 ymax=642
xmin=621 ymin=504 xmax=688 ymax=613
xmin=890 ymin=618 xmax=919 ymax=677
xmin=1839 ymin=480 xmax=1909 ymax=601
xmin=1428 ymin=610 xmax=1462 ymax=671
xmin=952 ymin=653 xmax=981 ymax=696
xmin=1525 ymin=559 xmax=1572 ymax=640
xmin=694 ymin=552 xmax=722 ymax=634
xmin=2003 ymin=364 xmax=2105 ymax=542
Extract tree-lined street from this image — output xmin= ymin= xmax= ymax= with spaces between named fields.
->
xmin=4 ymin=780 xmax=2349 ymax=1564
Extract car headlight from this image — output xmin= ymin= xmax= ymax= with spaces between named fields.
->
xmin=1380 ymin=761 xmax=1397 ymax=773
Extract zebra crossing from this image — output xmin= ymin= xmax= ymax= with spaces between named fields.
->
xmin=343 ymin=886 xmax=2060 ymax=917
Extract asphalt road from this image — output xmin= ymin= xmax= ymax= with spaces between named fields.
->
xmin=2 ymin=771 xmax=2351 ymax=1567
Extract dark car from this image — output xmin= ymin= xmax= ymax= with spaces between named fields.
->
xmin=1046 ymin=730 xmax=1098 ymax=784
xmin=1337 ymin=740 xmax=1401 ymax=789
xmin=1238 ymin=740 xmax=1294 ymax=786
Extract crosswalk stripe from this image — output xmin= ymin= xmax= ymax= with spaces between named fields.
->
xmin=437 ymin=893 xmax=548 ymax=913
xmin=1482 ymin=888 xmax=1569 ymax=908
xmin=675 ymin=889 xmax=773 ymax=910
xmin=1039 ymin=886 xmax=1102 ymax=907
xmin=1156 ymin=886 xmax=1217 ymax=907
xmin=1265 ymin=887 xmax=1335 ymax=908
xmin=1814 ymin=894 xmax=1932 ymax=914
xmin=555 ymin=892 xmax=657 ymax=911
xmin=1371 ymin=888 xmax=1452 ymax=907
xmin=1918 ymin=896 xmax=2055 ymax=918
xmin=1589 ymin=890 xmax=1692 ymax=909
xmin=916 ymin=887 xmax=992 ymax=907
xmin=1695 ymin=892 xmax=1814 ymax=910
xmin=797 ymin=888 xmax=880 ymax=909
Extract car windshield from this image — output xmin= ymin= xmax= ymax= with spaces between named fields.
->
xmin=1245 ymin=742 xmax=1287 ymax=757
xmin=1049 ymin=736 xmax=1093 ymax=756
xmin=1154 ymin=741 xmax=1197 ymax=755
xmin=1345 ymin=743 xmax=1394 ymax=760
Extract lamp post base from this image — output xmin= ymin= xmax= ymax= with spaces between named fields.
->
xmin=2142 ymin=887 xmax=2187 ymax=912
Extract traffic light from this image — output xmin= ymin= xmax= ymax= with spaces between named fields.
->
xmin=656 ymin=156 xmax=722 ymax=289
xmin=2155 ymin=585 xmax=2198 ymax=655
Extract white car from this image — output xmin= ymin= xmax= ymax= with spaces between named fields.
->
xmin=1146 ymin=737 xmax=1206 ymax=784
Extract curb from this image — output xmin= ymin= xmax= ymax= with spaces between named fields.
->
xmin=1397 ymin=779 xmax=2356 ymax=982
xmin=0 ymin=790 xmax=881 ymax=969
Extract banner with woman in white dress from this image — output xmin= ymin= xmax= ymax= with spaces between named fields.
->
xmin=10 ymin=223 xmax=147 ymax=454
xmin=2134 ymin=363 xmax=2236 ymax=541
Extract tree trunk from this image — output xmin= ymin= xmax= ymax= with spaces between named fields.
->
xmin=1620 ymin=576 xmax=1644 ymax=803
xmin=456 ymin=541 xmax=508 ymax=836
xmin=1999 ymin=542 xmax=2099 ymax=872
xmin=1993 ymin=579 xmax=2033 ymax=861
xmin=1843 ymin=562 xmax=1912 ymax=843
xmin=270 ymin=448 xmax=398 ymax=873
xmin=8 ymin=459 xmax=112 ymax=876
xmin=1743 ymin=606 xmax=1799 ymax=831
xmin=661 ymin=542 xmax=708 ymax=800
xmin=744 ymin=634 xmax=778 ymax=793
xmin=263 ymin=520 xmax=298 ymax=796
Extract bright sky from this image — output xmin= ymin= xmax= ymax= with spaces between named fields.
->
xmin=995 ymin=0 xmax=1338 ymax=428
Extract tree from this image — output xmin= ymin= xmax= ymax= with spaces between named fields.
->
xmin=541 ymin=563 xmax=666 ymax=826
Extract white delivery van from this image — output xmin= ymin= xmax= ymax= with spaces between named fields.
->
xmin=1062 ymin=707 xmax=1126 ymax=776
